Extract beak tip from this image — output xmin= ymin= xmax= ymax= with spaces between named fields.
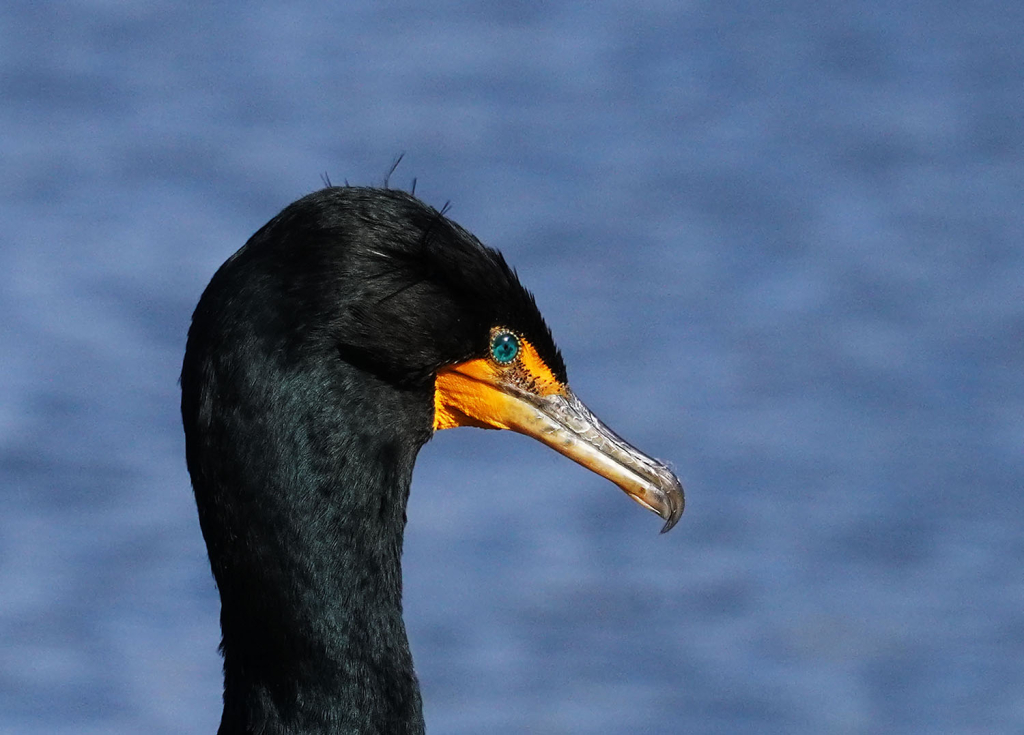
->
xmin=657 ymin=476 xmax=685 ymax=534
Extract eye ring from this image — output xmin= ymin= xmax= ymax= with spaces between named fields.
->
xmin=490 ymin=330 xmax=521 ymax=365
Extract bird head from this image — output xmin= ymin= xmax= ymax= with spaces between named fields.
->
xmin=215 ymin=186 xmax=683 ymax=532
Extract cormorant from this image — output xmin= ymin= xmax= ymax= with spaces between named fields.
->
xmin=181 ymin=186 xmax=684 ymax=734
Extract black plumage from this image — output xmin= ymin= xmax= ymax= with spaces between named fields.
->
xmin=182 ymin=186 xmax=682 ymax=734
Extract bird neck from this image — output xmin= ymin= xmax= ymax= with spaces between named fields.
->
xmin=193 ymin=361 xmax=432 ymax=735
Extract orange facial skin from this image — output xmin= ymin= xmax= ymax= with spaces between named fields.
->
xmin=434 ymin=334 xmax=564 ymax=431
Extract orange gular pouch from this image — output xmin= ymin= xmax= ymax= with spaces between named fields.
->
xmin=431 ymin=328 xmax=684 ymax=533
xmin=433 ymin=333 xmax=564 ymax=432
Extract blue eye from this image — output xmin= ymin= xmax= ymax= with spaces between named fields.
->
xmin=490 ymin=331 xmax=520 ymax=364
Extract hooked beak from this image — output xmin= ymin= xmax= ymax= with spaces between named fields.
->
xmin=496 ymin=386 xmax=683 ymax=533
xmin=434 ymin=357 xmax=684 ymax=532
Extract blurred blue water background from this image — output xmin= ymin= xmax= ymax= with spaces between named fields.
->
xmin=1 ymin=1 xmax=1022 ymax=733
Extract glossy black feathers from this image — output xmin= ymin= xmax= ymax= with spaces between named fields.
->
xmin=216 ymin=187 xmax=564 ymax=387
xmin=181 ymin=187 xmax=563 ymax=734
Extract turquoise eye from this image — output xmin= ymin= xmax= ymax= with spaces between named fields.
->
xmin=490 ymin=331 xmax=520 ymax=364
